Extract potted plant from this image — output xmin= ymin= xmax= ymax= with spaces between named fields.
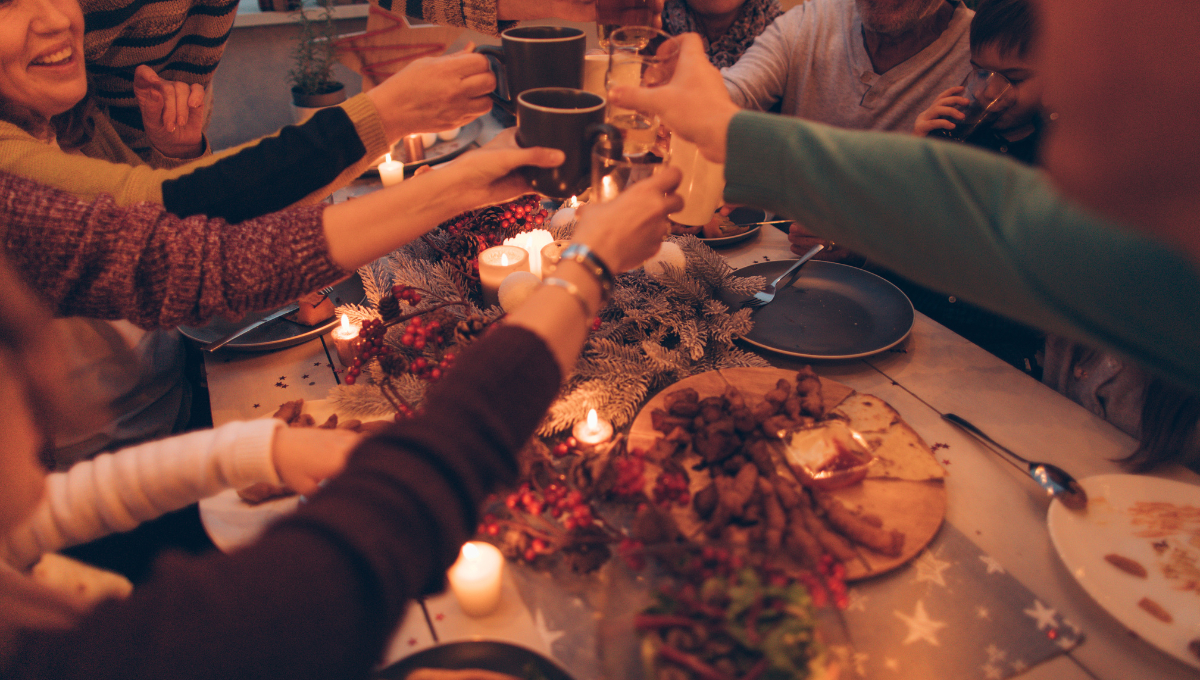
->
xmin=289 ymin=0 xmax=346 ymax=123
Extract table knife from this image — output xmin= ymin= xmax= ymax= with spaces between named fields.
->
xmin=202 ymin=303 xmax=300 ymax=352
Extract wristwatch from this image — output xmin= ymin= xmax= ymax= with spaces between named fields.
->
xmin=559 ymin=243 xmax=614 ymax=303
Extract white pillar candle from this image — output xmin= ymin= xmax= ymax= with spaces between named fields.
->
xmin=478 ymin=245 xmax=529 ymax=307
xmin=378 ymin=153 xmax=404 ymax=187
xmin=540 ymin=240 xmax=571 ymax=277
xmin=572 ymin=409 xmax=613 ymax=452
xmin=447 ymin=541 xmax=505 ymax=617
xmin=330 ymin=314 xmax=362 ymax=368
xmin=503 ymin=229 xmax=555 ymax=278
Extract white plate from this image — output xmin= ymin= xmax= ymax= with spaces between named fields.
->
xmin=1047 ymin=474 xmax=1200 ymax=668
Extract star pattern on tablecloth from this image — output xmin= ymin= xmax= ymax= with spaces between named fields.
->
xmin=1024 ymin=599 xmax=1058 ymax=630
xmin=976 ymin=605 xmax=991 ymax=620
xmin=914 ymin=548 xmax=952 ymax=587
xmin=845 ymin=589 xmax=868 ymax=612
xmin=985 ymin=644 xmax=1007 ymax=663
xmin=981 ymin=662 xmax=1003 ymax=679
xmin=533 ymin=607 xmax=565 ymax=648
xmin=884 ymin=657 xmax=899 ymax=671
xmin=895 ymin=600 xmax=946 ymax=646
xmin=979 ymin=555 xmax=1005 ymax=574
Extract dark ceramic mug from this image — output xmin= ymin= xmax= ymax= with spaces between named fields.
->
xmin=517 ymin=88 xmax=621 ymax=200
xmin=476 ymin=26 xmax=586 ymax=112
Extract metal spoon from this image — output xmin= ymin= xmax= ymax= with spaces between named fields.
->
xmin=943 ymin=413 xmax=1088 ymax=510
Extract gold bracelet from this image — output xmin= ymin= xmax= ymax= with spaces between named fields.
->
xmin=542 ymin=277 xmax=595 ymax=319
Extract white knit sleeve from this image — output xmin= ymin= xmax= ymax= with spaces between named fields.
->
xmin=1 ymin=419 xmax=284 ymax=569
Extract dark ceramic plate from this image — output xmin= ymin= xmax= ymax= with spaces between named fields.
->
xmin=723 ymin=260 xmax=914 ymax=359
xmin=178 ymin=273 xmax=365 ymax=352
xmin=376 ymin=641 xmax=575 ymax=680
xmin=368 ymin=118 xmax=484 ymax=172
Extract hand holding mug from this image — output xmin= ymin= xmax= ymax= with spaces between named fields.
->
xmin=367 ymin=46 xmax=496 ymax=142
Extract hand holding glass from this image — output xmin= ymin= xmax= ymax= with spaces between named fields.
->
xmin=929 ymin=68 xmax=1014 ymax=141
xmin=605 ymin=28 xmax=679 ymax=156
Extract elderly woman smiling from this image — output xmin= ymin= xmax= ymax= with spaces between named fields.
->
xmin=0 ymin=0 xmax=496 ymax=224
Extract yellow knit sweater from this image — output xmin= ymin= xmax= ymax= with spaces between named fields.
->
xmin=0 ymin=94 xmax=388 ymax=210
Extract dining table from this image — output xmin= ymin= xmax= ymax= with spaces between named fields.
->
xmin=198 ymin=153 xmax=1200 ymax=680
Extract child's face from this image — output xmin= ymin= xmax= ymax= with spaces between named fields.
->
xmin=971 ymin=43 xmax=1043 ymax=133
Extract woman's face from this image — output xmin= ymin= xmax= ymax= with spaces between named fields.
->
xmin=687 ymin=0 xmax=747 ymax=18
xmin=0 ymin=0 xmax=86 ymax=120
xmin=0 ymin=353 xmax=46 ymax=535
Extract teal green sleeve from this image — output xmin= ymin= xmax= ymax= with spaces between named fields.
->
xmin=724 ymin=110 xmax=1200 ymax=391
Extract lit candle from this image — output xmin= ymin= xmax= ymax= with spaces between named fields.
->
xmin=572 ymin=409 xmax=613 ymax=451
xmin=540 ymin=240 xmax=571 ymax=277
xmin=599 ymin=174 xmax=619 ymax=202
xmin=330 ymin=313 xmax=362 ymax=368
xmin=378 ymin=152 xmax=404 ymax=187
xmin=446 ymin=541 xmax=505 ymax=617
xmin=502 ymin=229 xmax=555 ymax=278
xmin=403 ymin=134 xmax=425 ymax=162
xmin=478 ymin=245 xmax=529 ymax=307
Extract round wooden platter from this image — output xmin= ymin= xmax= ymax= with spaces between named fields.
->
xmin=628 ymin=366 xmax=946 ymax=581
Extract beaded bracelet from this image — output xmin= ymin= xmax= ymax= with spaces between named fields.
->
xmin=559 ymin=243 xmax=614 ymax=303
xmin=542 ymin=277 xmax=595 ymax=319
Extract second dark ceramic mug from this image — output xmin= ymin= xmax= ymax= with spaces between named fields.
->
xmin=517 ymin=88 xmax=620 ymax=200
xmin=476 ymin=26 xmax=586 ymax=112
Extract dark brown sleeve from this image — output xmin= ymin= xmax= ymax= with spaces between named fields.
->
xmin=0 ymin=171 xmax=349 ymax=329
xmin=3 ymin=326 xmax=562 ymax=680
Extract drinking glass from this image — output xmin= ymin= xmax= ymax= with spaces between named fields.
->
xmin=596 ymin=0 xmax=655 ymax=49
xmin=930 ymin=68 xmax=1015 ymax=141
xmin=591 ymin=135 xmax=664 ymax=203
xmin=604 ymin=27 xmax=679 ymax=156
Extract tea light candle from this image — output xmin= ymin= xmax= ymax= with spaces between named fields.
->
xmin=478 ymin=245 xmax=529 ymax=307
xmin=330 ymin=313 xmax=362 ymax=368
xmin=447 ymin=541 xmax=505 ymax=617
xmin=437 ymin=127 xmax=461 ymax=141
xmin=540 ymin=240 xmax=571 ymax=277
xmin=503 ymin=229 xmax=555 ymax=278
xmin=420 ymin=132 xmax=439 ymax=148
xmin=403 ymin=134 xmax=425 ymax=162
xmin=378 ymin=153 xmax=404 ymax=187
xmin=572 ymin=409 xmax=613 ymax=449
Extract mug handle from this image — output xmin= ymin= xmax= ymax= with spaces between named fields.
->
xmin=474 ymin=45 xmax=513 ymax=113
xmin=587 ymin=122 xmax=624 ymax=161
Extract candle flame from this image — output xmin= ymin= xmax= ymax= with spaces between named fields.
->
xmin=568 ymin=195 xmax=579 ymax=208
xmin=587 ymin=409 xmax=598 ymax=429
xmin=500 ymin=253 xmax=509 ymax=266
xmin=340 ymin=313 xmax=351 ymax=333
xmin=384 ymin=153 xmax=393 ymax=164
xmin=462 ymin=542 xmax=479 ymax=561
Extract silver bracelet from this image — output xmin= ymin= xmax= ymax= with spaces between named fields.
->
xmin=542 ymin=277 xmax=595 ymax=319
xmin=559 ymin=243 xmax=614 ymax=304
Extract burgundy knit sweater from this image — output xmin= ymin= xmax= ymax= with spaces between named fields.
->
xmin=1 ymin=324 xmax=561 ymax=680
xmin=0 ymin=170 xmax=348 ymax=329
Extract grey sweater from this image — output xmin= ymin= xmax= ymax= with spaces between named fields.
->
xmin=722 ymin=0 xmax=974 ymax=133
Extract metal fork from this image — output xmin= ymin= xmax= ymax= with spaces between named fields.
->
xmin=741 ymin=244 xmax=824 ymax=309
xmin=202 ymin=286 xmax=335 ymax=352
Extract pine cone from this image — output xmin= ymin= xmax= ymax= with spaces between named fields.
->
xmin=377 ymin=295 xmax=401 ymax=322
xmin=424 ymin=308 xmax=459 ymax=345
xmin=378 ymin=353 xmax=409 ymax=377
xmin=454 ymin=315 xmax=489 ymax=345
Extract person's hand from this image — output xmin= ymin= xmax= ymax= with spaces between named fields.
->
xmin=573 ymin=167 xmax=684 ymax=272
xmin=913 ymin=86 xmax=968 ymax=136
xmin=271 ymin=426 xmax=361 ymax=496
xmin=134 ymin=65 xmax=207 ymax=159
xmin=438 ymin=128 xmax=565 ymax=207
xmin=608 ymin=34 xmax=737 ymax=163
xmin=497 ymin=0 xmax=664 ymax=27
xmin=368 ymin=45 xmax=495 ymax=142
xmin=788 ymin=222 xmax=861 ymax=265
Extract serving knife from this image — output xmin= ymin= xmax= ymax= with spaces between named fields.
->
xmin=202 ymin=303 xmax=300 ymax=352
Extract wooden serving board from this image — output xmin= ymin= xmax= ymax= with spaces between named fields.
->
xmin=628 ymin=367 xmax=946 ymax=581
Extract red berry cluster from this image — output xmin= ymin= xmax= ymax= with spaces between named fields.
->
xmin=345 ymin=318 xmax=391 ymax=386
xmin=618 ymin=537 xmax=646 ymax=571
xmin=611 ymin=448 xmax=648 ymax=497
xmin=591 ymin=317 xmax=603 ymax=332
xmin=551 ymin=436 xmax=579 ymax=458
xmin=794 ymin=555 xmax=848 ymax=609
xmin=652 ymin=470 xmax=691 ymax=507
xmin=543 ymin=483 xmax=594 ymax=529
xmin=393 ymin=283 xmax=422 ymax=306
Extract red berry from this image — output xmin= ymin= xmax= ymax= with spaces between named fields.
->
xmin=344 ymin=375 xmax=356 ymax=385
